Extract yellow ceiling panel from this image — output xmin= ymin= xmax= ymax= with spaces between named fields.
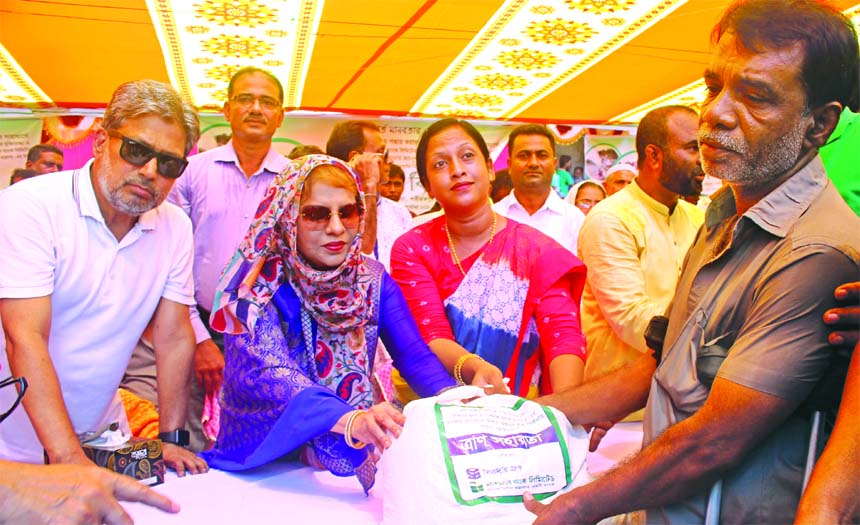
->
xmin=518 ymin=0 xmax=725 ymax=122
xmin=301 ymin=0 xmax=505 ymax=114
xmin=0 ymin=0 xmax=857 ymax=122
xmin=0 ymin=0 xmax=168 ymax=106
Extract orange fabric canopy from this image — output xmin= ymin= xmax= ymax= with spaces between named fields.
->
xmin=1 ymin=0 xmax=858 ymax=123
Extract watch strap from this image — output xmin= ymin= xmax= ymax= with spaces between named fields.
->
xmin=158 ymin=429 xmax=190 ymax=447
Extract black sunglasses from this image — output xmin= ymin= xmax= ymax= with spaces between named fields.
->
xmin=300 ymin=203 xmax=363 ymax=230
xmin=0 ymin=376 xmax=27 ymax=424
xmin=108 ymin=131 xmax=189 ymax=179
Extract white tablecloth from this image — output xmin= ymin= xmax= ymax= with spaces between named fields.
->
xmin=585 ymin=421 xmax=644 ymax=477
xmin=124 ymin=460 xmax=382 ymax=524
xmin=123 ymin=423 xmax=643 ymax=524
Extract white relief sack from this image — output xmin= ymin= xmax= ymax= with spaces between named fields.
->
xmin=380 ymin=386 xmax=592 ymax=525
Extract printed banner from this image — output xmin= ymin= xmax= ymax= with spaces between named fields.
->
xmin=0 ymin=119 xmax=43 ymax=190
xmin=583 ymin=133 xmax=637 ymax=182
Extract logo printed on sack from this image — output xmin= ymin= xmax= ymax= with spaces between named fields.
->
xmin=434 ymin=398 xmax=572 ymax=506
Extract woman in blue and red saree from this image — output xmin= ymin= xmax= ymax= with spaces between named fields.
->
xmin=391 ymin=119 xmax=588 ymax=399
xmin=201 ymin=155 xmax=455 ymax=494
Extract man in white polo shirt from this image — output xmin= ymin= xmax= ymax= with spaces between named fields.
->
xmin=494 ymin=124 xmax=585 ymax=256
xmin=0 ymin=80 xmax=207 ymax=476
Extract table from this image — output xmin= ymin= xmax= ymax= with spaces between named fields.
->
xmin=123 ymin=460 xmax=382 ymax=524
xmin=123 ymin=423 xmax=643 ymax=524
xmin=585 ymin=421 xmax=644 ymax=477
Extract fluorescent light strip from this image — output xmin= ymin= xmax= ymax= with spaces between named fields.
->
xmin=0 ymin=43 xmax=52 ymax=105
xmin=411 ymin=0 xmax=686 ymax=120
xmin=146 ymin=0 xmax=323 ymax=109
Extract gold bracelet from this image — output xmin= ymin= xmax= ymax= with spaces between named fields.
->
xmin=454 ymin=353 xmax=484 ymax=385
xmin=343 ymin=410 xmax=367 ymax=449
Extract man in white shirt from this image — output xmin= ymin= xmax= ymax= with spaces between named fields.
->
xmin=578 ymin=106 xmax=705 ymax=403
xmin=0 ymin=80 xmax=206 ymax=475
xmin=494 ymin=124 xmax=585 ymax=256
xmin=24 ymin=144 xmax=64 ymax=174
xmin=326 ymin=120 xmax=411 ymax=271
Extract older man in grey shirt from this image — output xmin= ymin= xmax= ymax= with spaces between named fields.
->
xmin=525 ymin=1 xmax=860 ymax=524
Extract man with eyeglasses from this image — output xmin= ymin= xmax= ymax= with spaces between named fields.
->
xmin=326 ymin=120 xmax=412 ymax=272
xmin=0 ymin=80 xmax=207 ymax=477
xmin=120 ymin=67 xmax=289 ymax=452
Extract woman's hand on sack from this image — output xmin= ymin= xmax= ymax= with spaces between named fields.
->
xmin=351 ymin=403 xmax=406 ymax=452
xmin=467 ymin=360 xmax=510 ymax=394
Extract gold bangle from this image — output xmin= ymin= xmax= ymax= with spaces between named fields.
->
xmin=343 ymin=410 xmax=367 ymax=449
xmin=454 ymin=353 xmax=484 ymax=385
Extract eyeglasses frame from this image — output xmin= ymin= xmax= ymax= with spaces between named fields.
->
xmin=0 ymin=376 xmax=28 ymax=424
xmin=299 ymin=203 xmax=364 ymax=230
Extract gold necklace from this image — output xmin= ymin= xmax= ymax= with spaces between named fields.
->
xmin=445 ymin=212 xmax=497 ymax=276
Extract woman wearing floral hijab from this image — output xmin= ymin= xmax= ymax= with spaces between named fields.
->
xmin=201 ymin=155 xmax=454 ymax=493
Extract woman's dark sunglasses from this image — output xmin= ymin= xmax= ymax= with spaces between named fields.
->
xmin=108 ymin=131 xmax=189 ymax=179
xmin=0 ymin=376 xmax=27 ymax=424
xmin=300 ymin=203 xmax=362 ymax=230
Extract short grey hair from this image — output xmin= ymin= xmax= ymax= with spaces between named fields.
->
xmin=102 ymin=80 xmax=200 ymax=155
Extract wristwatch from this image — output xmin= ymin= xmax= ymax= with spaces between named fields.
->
xmin=158 ymin=429 xmax=190 ymax=447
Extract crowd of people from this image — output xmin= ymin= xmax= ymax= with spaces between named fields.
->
xmin=0 ymin=1 xmax=858 ymax=524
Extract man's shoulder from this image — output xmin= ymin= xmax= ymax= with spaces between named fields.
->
xmin=676 ymin=199 xmax=705 ymax=224
xmin=0 ymin=170 xmax=73 ymax=211
xmin=262 ymin=147 xmax=291 ymax=173
xmin=493 ymin=192 xmax=518 ymax=213
xmin=185 ymin=144 xmax=234 ymax=171
xmin=586 ymin=189 xmax=641 ymax=221
xmin=546 ymin=191 xmax=584 ymax=218
xmin=505 ymin=220 xmax=573 ymax=256
xmin=791 ymin=181 xmax=860 ymax=257
xmin=528 ymin=196 xmax=583 ymax=240
xmin=153 ymin=200 xmax=194 ymax=234
xmin=379 ymin=196 xmax=410 ymax=214
xmin=379 ymin=197 xmax=413 ymax=226
xmin=177 ymin=146 xmax=232 ymax=190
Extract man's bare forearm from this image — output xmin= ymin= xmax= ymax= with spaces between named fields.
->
xmin=361 ymin=195 xmax=378 ymax=255
xmin=535 ymin=378 xmax=798 ymax=524
xmin=152 ymin=301 xmax=196 ymax=432
xmin=537 ymin=352 xmax=654 ymax=425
